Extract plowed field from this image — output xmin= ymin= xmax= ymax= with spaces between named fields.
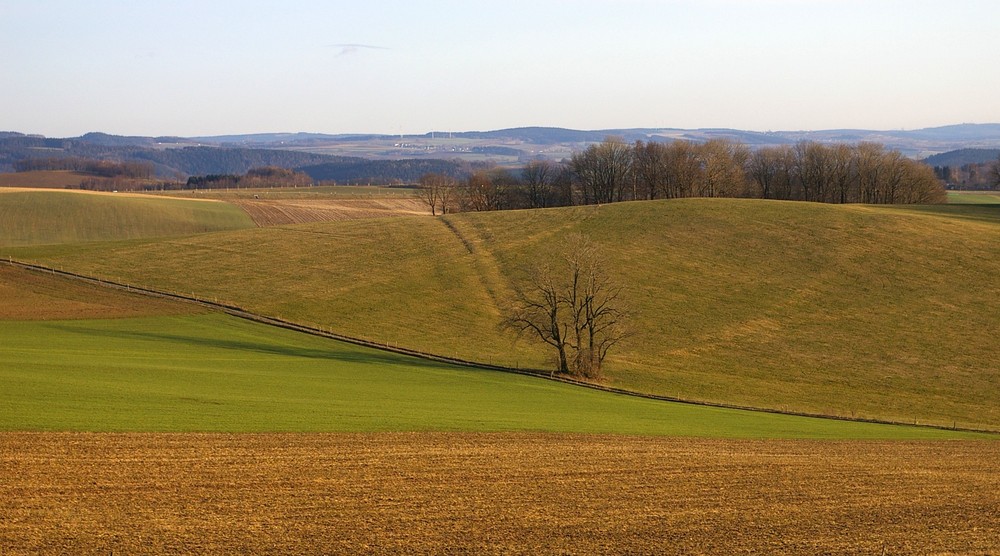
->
xmin=2 ymin=433 xmax=997 ymax=554
xmin=233 ymin=197 xmax=429 ymax=225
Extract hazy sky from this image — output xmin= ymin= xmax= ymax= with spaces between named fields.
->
xmin=2 ymin=0 xmax=998 ymax=137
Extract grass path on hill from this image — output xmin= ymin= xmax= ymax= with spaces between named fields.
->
xmin=0 ymin=313 xmax=982 ymax=438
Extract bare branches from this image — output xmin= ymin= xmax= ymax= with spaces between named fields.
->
xmin=418 ymin=173 xmax=457 ymax=216
xmin=501 ymin=234 xmax=632 ymax=378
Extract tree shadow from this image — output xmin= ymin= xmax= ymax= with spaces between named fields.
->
xmin=47 ymin=323 xmax=461 ymax=371
xmin=886 ymin=204 xmax=1000 ymax=225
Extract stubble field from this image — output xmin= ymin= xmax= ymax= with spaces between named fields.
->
xmin=231 ymin=197 xmax=430 ymax=225
xmin=2 ymin=433 xmax=998 ymax=555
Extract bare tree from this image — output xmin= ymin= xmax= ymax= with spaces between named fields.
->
xmin=698 ymin=139 xmax=749 ymax=198
xmin=662 ymin=140 xmax=702 ymax=198
xmin=829 ymin=143 xmax=856 ymax=204
xmin=462 ymin=169 xmax=511 ymax=212
xmin=419 ymin=174 xmax=455 ymax=216
xmin=501 ymin=234 xmax=631 ymax=378
xmin=521 ymin=160 xmax=556 ymax=208
xmin=571 ymin=137 xmax=633 ymax=204
xmin=633 ymin=140 xmax=670 ymax=200
xmin=992 ymin=154 xmax=1000 ymax=190
xmin=854 ymin=142 xmax=886 ymax=204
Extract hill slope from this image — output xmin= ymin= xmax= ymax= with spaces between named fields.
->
xmin=0 ymin=190 xmax=254 ymax=247
xmin=7 ymin=199 xmax=1000 ymax=429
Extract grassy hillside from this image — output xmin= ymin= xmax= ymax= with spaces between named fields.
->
xmin=947 ymin=191 xmax=1000 ymax=205
xmin=0 ymin=190 xmax=254 ymax=247
xmin=7 ymin=198 xmax=999 ymax=429
xmin=0 ymin=264 xmax=201 ymax=320
xmin=0 ymin=312 xmax=979 ymax=438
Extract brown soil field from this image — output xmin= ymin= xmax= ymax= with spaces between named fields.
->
xmin=232 ymin=197 xmax=430 ymax=226
xmin=0 ymin=171 xmax=90 ymax=189
xmin=2 ymin=433 xmax=997 ymax=555
xmin=0 ymin=264 xmax=199 ymax=320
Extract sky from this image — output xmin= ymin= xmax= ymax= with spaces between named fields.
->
xmin=2 ymin=0 xmax=998 ymax=137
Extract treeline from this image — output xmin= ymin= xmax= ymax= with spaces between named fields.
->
xmin=419 ymin=138 xmax=946 ymax=214
xmin=13 ymin=157 xmax=153 ymax=179
xmin=932 ymin=157 xmax=1000 ymax=190
xmin=185 ymin=167 xmax=313 ymax=189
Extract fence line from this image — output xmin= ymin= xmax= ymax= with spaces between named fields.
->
xmin=3 ymin=257 xmax=996 ymax=436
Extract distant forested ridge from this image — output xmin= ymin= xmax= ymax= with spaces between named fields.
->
xmin=0 ymin=135 xmax=469 ymax=183
xmin=5 ymin=126 xmax=999 ymax=189
xmin=925 ymin=149 xmax=1000 ymax=189
xmin=923 ymin=148 xmax=1000 ymax=168
xmin=299 ymin=159 xmax=472 ymax=184
xmin=0 ymin=136 xmax=334 ymax=176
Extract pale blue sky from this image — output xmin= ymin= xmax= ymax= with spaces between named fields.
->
xmin=2 ymin=0 xmax=997 ymax=137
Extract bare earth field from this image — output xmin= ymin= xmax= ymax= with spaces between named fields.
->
xmin=0 ymin=171 xmax=90 ymax=189
xmin=2 ymin=433 xmax=997 ymax=555
xmin=232 ymin=197 xmax=430 ymax=225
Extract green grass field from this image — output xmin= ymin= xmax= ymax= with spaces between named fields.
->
xmin=0 ymin=190 xmax=254 ymax=247
xmin=947 ymin=191 xmax=1000 ymax=204
xmin=6 ymin=198 xmax=999 ymax=430
xmin=0 ymin=312 xmax=982 ymax=438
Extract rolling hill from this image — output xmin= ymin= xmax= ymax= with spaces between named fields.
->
xmin=3 ymin=254 xmax=964 ymax=438
xmin=6 ymin=197 xmax=999 ymax=429
xmin=0 ymin=189 xmax=254 ymax=246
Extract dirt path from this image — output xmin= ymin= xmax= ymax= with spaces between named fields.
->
xmin=2 ymin=433 xmax=998 ymax=555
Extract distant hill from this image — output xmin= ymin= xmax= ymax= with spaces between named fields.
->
xmin=5 ymin=123 xmax=1000 ymax=179
xmin=299 ymin=159 xmax=469 ymax=184
xmin=129 ymin=147 xmax=340 ymax=176
xmin=203 ymin=123 xmax=1000 ymax=159
xmin=924 ymin=148 xmax=1000 ymax=167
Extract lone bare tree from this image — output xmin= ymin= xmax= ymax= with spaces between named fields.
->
xmin=501 ymin=234 xmax=631 ymax=378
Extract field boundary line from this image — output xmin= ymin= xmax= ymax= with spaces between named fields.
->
xmin=4 ymin=257 xmax=997 ymax=436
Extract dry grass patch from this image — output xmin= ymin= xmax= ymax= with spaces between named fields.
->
xmin=0 ymin=264 xmax=198 ymax=320
xmin=232 ymin=197 xmax=430 ymax=226
xmin=1 ymin=433 xmax=998 ymax=555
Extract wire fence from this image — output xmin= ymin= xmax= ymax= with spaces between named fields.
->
xmin=3 ymin=256 xmax=996 ymax=436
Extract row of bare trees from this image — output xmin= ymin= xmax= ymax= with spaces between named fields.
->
xmin=185 ymin=167 xmax=312 ymax=190
xmin=576 ymin=138 xmax=946 ymax=205
xmin=933 ymin=155 xmax=1000 ymax=190
xmin=14 ymin=157 xmax=154 ymax=179
xmin=420 ymin=139 xmax=946 ymax=214
xmin=419 ymin=164 xmax=574 ymax=215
